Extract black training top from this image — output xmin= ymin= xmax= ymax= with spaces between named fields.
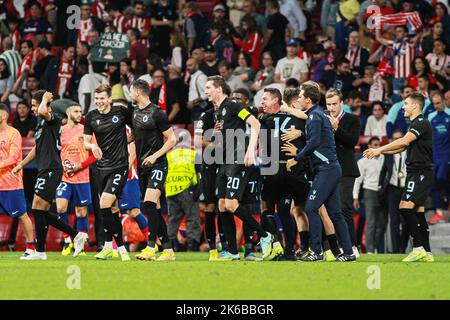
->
xmin=406 ymin=114 xmax=433 ymax=172
xmin=35 ymin=111 xmax=62 ymax=171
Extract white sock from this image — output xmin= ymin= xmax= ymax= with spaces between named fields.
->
xmin=164 ymin=249 xmax=174 ymax=253
xmin=413 ymin=246 xmax=424 ymax=251
xmin=64 ymin=236 xmax=72 ymax=244
xmin=105 ymin=241 xmax=113 ymax=249
xmin=273 ymin=241 xmax=280 ymax=247
xmin=148 ymin=246 xmax=155 ymax=253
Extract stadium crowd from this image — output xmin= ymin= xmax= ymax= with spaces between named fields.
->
xmin=0 ymin=0 xmax=449 ymax=258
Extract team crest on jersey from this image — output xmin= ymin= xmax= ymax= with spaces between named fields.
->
xmin=222 ymin=108 xmax=227 ymax=116
xmin=143 ymin=115 xmax=149 ymax=123
xmin=112 ymin=116 xmax=119 ymax=123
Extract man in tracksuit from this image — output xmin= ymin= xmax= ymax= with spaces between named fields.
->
xmin=287 ymin=82 xmax=355 ymax=262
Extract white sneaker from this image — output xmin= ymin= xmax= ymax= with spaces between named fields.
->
xmin=21 ymin=251 xmax=47 ymax=260
xmin=73 ymin=232 xmax=88 ymax=257
xmin=352 ymin=246 xmax=360 ymax=258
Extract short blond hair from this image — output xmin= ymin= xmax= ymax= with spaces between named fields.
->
xmin=325 ymin=88 xmax=343 ymax=102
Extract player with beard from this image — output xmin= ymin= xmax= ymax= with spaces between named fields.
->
xmin=206 ymin=75 xmax=273 ymax=261
xmin=84 ymin=84 xmax=131 ymax=261
xmin=13 ymin=91 xmax=87 ymax=260
xmin=129 ymin=79 xmax=178 ymax=261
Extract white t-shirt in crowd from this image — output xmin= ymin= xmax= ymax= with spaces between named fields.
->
xmin=78 ymin=72 xmax=108 ymax=113
xmin=364 ymin=114 xmax=388 ymax=137
xmin=275 ymin=56 xmax=308 ymax=82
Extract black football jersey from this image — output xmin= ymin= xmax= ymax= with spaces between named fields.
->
xmin=132 ymin=103 xmax=171 ymax=168
xmin=84 ymin=105 xmax=132 ymax=171
xmin=406 ymin=114 xmax=433 ymax=172
xmin=35 ymin=112 xmax=63 ymax=171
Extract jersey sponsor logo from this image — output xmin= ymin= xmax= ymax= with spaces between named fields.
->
xmin=112 ymin=116 xmax=119 ymax=123
xmin=12 ymin=211 xmax=19 ymax=216
xmin=120 ymin=203 xmax=128 ymax=207
xmin=81 ymin=200 xmax=88 ymax=204
xmin=143 ymin=115 xmax=149 ymax=123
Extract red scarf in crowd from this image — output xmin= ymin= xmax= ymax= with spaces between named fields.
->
xmin=150 ymin=82 xmax=167 ymax=112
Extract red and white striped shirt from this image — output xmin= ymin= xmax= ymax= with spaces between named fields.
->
xmin=128 ymin=16 xmax=151 ymax=48
xmin=91 ymin=1 xmax=108 ymax=21
xmin=11 ymin=30 xmax=21 ymax=51
xmin=113 ymin=14 xmax=129 ymax=34
xmin=78 ymin=19 xmax=93 ymax=43
xmin=17 ymin=53 xmax=32 ymax=79
xmin=387 ymin=39 xmax=415 ymax=78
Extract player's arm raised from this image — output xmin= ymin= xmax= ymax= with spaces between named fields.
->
xmin=12 ymin=146 xmax=35 ymax=175
xmin=244 ymin=115 xmax=261 ymax=167
xmin=142 ymin=127 xmax=177 ymax=166
xmin=37 ymin=91 xmax=54 ymax=122
xmin=363 ymin=132 xmax=415 ymax=158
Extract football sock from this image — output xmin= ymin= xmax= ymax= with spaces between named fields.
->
xmin=112 ymin=214 xmax=124 ymax=247
xmin=217 ymin=215 xmax=228 ymax=251
xmin=416 ymin=212 xmax=431 ymax=252
xmin=76 ymin=216 xmax=88 ymax=233
xmin=220 ymin=211 xmax=238 ymax=254
xmin=400 ymin=208 xmax=423 ymax=248
xmin=143 ymin=201 xmax=158 ymax=248
xmin=261 ymin=209 xmax=277 ymax=240
xmin=299 ymin=230 xmax=309 ymax=251
xmin=100 ymin=208 xmax=113 ymax=242
xmin=234 ymin=205 xmax=267 ymax=238
xmin=134 ymin=213 xmax=148 ymax=230
xmin=327 ymin=234 xmax=341 ymax=256
xmin=157 ymin=209 xmax=171 ymax=250
xmin=205 ymin=211 xmax=217 ymax=250
xmin=243 ymin=222 xmax=254 ymax=245
xmin=45 ymin=212 xmax=78 ymax=238
xmin=33 ymin=209 xmax=48 ymax=252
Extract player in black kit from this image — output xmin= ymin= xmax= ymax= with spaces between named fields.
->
xmin=84 ymin=84 xmax=131 ymax=261
xmin=13 ymin=90 xmax=87 ymax=260
xmin=205 ymin=75 xmax=273 ymax=261
xmin=129 ymin=79 xmax=178 ymax=261
xmin=259 ymin=87 xmax=309 ymax=260
xmin=364 ymin=92 xmax=434 ymax=262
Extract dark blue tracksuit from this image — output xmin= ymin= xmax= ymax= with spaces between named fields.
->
xmin=295 ymin=105 xmax=353 ymax=255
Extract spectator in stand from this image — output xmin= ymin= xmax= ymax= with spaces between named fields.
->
xmin=427 ymin=93 xmax=450 ymax=225
xmin=0 ymin=37 xmax=21 ymax=84
xmin=434 ymin=2 xmax=450 ymax=46
xmin=274 ymin=38 xmax=308 ymax=84
xmin=68 ymin=3 xmax=104 ymax=47
xmin=42 ymin=45 xmax=76 ymax=99
xmin=21 ymin=1 xmax=53 ymax=45
xmin=426 ymin=39 xmax=450 ymax=88
xmin=417 ymin=75 xmax=430 ymax=98
xmin=233 ymin=52 xmax=256 ymax=91
xmin=76 ymin=41 xmax=90 ymax=62
xmin=127 ymin=28 xmax=149 ymax=71
xmin=364 ymin=101 xmax=387 ymax=137
xmin=321 ymin=0 xmax=338 ymax=42
xmin=346 ymin=90 xmax=367 ymax=134
xmin=378 ymin=130 xmax=409 ymax=253
xmin=263 ymin=0 xmax=291 ymax=64
xmin=119 ymin=58 xmax=135 ymax=102
xmin=421 ymin=21 xmax=446 ymax=57
xmin=170 ymin=30 xmax=188 ymax=72
xmin=353 ymin=136 xmax=387 ymax=254
xmin=150 ymin=0 xmax=177 ymax=60
xmin=15 ymin=40 xmax=34 ymax=91
xmin=18 ymin=73 xmax=40 ymax=106
xmin=345 ymin=31 xmax=369 ymax=77
xmin=280 ymin=0 xmax=307 ymax=40
xmin=407 ymin=57 xmax=441 ymax=92
xmin=239 ymin=0 xmax=267 ymax=38
xmin=107 ymin=2 xmax=129 ymax=34
xmin=129 ymin=1 xmax=151 ymax=49
xmin=218 ymin=60 xmax=246 ymax=92
xmin=12 ymin=101 xmax=36 ymax=138
xmin=183 ymin=2 xmax=207 ymax=52
xmin=191 ymin=48 xmax=205 ymax=65
xmin=201 ymin=4 xmax=237 ymax=48
xmin=233 ymin=15 xmax=262 ymax=71
xmin=352 ymin=65 xmax=378 ymax=110
xmin=311 ymin=44 xmax=331 ymax=83
xmin=7 ymin=15 xmax=21 ymax=51
xmin=251 ymin=51 xmax=275 ymax=93
xmin=32 ymin=40 xmax=53 ymax=84
xmin=335 ymin=0 xmax=360 ymax=53
xmin=78 ymin=58 xmax=108 ymax=114
xmin=149 ymin=68 xmax=180 ymax=123
xmin=209 ymin=22 xmax=234 ymax=63
xmin=167 ymin=65 xmax=190 ymax=125
xmin=199 ymin=44 xmax=219 ymax=77
xmin=322 ymin=57 xmax=356 ymax=100
xmin=0 ymin=58 xmax=13 ymax=104
xmin=375 ymin=25 xmax=421 ymax=95
xmin=186 ymin=58 xmax=207 ymax=121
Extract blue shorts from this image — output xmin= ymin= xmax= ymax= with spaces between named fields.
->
xmin=56 ymin=182 xmax=92 ymax=207
xmin=119 ymin=179 xmax=141 ymax=211
xmin=0 ymin=190 xmax=27 ymax=218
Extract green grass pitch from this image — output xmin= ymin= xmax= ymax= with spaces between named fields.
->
xmin=1 ymin=252 xmax=450 ymax=300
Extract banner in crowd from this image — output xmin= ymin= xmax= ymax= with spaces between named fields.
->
xmin=90 ymin=32 xmax=129 ymax=63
